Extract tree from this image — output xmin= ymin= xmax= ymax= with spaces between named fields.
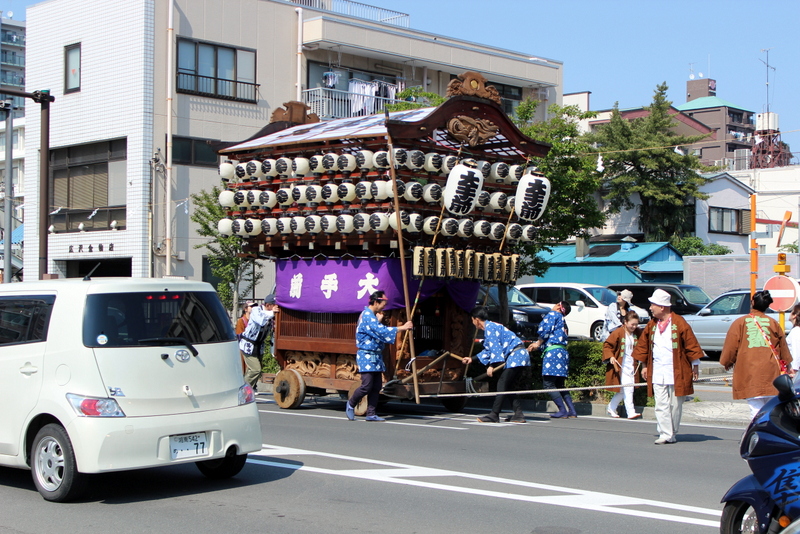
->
xmin=779 ymin=241 xmax=799 ymax=254
xmin=384 ymin=86 xmax=446 ymax=112
xmin=190 ymin=185 xmax=263 ymax=317
xmin=586 ymin=83 xmax=713 ymax=241
xmin=670 ymin=236 xmax=731 ymax=256
xmin=512 ymin=100 xmax=606 ymax=276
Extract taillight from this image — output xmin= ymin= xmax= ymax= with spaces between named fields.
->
xmin=238 ymin=384 xmax=255 ymax=405
xmin=66 ymin=394 xmax=125 ymax=417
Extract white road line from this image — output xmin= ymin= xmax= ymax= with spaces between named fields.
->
xmin=258 ymin=409 xmax=464 ymax=430
xmin=249 ymin=444 xmax=720 ymax=528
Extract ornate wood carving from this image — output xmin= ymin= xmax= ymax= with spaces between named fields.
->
xmin=270 ymin=101 xmax=320 ymax=125
xmin=447 ymin=115 xmax=499 ymax=146
xmin=446 ymin=71 xmax=501 ymax=104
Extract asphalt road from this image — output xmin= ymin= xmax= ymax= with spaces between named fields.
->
xmin=0 ymin=395 xmax=750 ymax=534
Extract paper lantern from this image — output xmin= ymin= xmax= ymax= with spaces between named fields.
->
xmin=373 ymin=150 xmax=390 ymax=169
xmin=473 ymin=220 xmax=491 ymax=238
xmin=305 ymin=185 xmax=322 ymax=206
xmin=514 ymin=172 xmax=551 ymax=222
xmin=422 ymin=216 xmax=440 ymax=235
xmin=407 ymin=213 xmax=423 ymax=233
xmin=232 ymin=218 xmax=248 ymax=236
xmin=304 ymin=215 xmax=323 ymax=234
xmin=261 ymin=159 xmax=279 ymax=178
xmin=520 ymin=224 xmax=536 ymax=242
xmin=489 ymin=162 xmax=509 ymax=183
xmin=441 ymin=155 xmax=458 ymax=175
xmin=505 ymin=223 xmax=523 ymax=241
xmin=291 ymin=185 xmax=308 ymax=204
xmin=290 ymin=216 xmax=308 ymax=234
xmin=488 ymin=191 xmax=507 ymax=212
xmin=371 ymin=181 xmax=390 ymax=201
xmin=387 ymin=180 xmax=405 ymax=198
xmin=232 ymin=190 xmax=250 ymax=209
xmin=218 ymin=190 xmax=235 ymax=207
xmin=235 ymin=163 xmax=248 ymax=182
xmin=475 ymin=190 xmax=490 ymax=210
xmin=336 ymin=214 xmax=355 ymax=233
xmin=276 ymin=188 xmax=293 ymax=207
xmin=356 ymin=150 xmax=374 ymax=171
xmin=276 ymin=157 xmax=293 ymax=177
xmin=403 ymin=181 xmax=423 ymax=202
xmin=219 ymin=162 xmax=235 ymax=182
xmin=388 ymin=211 xmax=410 ymax=230
xmin=474 ymin=160 xmax=491 ymax=179
xmin=506 ymin=164 xmax=524 ymax=185
xmin=505 ymin=196 xmax=515 ymax=213
xmin=292 ymin=157 xmax=311 ymax=177
xmin=338 ymin=182 xmax=357 ymax=202
xmin=423 ymin=152 xmax=443 ymax=174
xmin=218 ymin=218 xmax=233 ymax=237
xmin=392 ymin=148 xmax=407 ymax=168
xmin=369 ymin=213 xmax=390 ymax=232
xmin=321 ymin=153 xmax=338 ymax=172
xmin=245 ymin=218 xmax=261 ymax=236
xmin=246 ymin=190 xmax=260 ymax=207
xmin=245 ymin=160 xmax=263 ymax=180
xmin=320 ymin=215 xmax=338 ymax=233
xmin=440 ymin=217 xmax=459 ymax=237
xmin=422 ymin=183 xmax=443 ymax=204
xmin=261 ymin=218 xmax=278 ymax=236
xmin=456 ymin=219 xmax=474 ymax=238
xmin=309 ymin=155 xmax=325 ymax=174
xmin=337 ymin=153 xmax=357 ymax=173
xmin=258 ymin=190 xmax=277 ymax=209
xmin=443 ymin=163 xmax=484 ymax=215
xmin=406 ymin=150 xmax=424 ymax=170
xmin=355 ymin=181 xmax=374 ymax=200
xmin=277 ymin=216 xmax=293 ymax=234
xmin=321 ymin=183 xmax=340 ymax=204
xmin=353 ymin=213 xmax=370 ymax=233
xmin=489 ymin=222 xmax=506 ymax=241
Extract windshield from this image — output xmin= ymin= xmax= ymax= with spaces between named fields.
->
xmin=83 ymin=291 xmax=236 ymax=348
xmin=488 ymin=286 xmax=537 ymax=306
xmin=586 ymin=287 xmax=617 ymax=306
xmin=683 ymin=286 xmax=711 ymax=305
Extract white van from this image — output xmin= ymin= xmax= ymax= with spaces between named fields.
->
xmin=0 ymin=277 xmax=262 ymax=502
xmin=516 ymin=282 xmax=649 ymax=341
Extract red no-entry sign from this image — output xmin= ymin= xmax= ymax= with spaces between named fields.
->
xmin=764 ymin=276 xmax=800 ymax=312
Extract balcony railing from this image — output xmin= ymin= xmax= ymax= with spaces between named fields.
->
xmin=0 ymin=55 xmax=24 ymax=67
xmin=0 ymin=74 xmax=24 ymax=87
xmin=302 ymin=87 xmax=405 ymax=120
xmin=176 ymin=72 xmax=258 ymax=103
xmin=0 ymin=34 xmax=25 ymax=47
xmin=293 ymin=0 xmax=409 ymax=27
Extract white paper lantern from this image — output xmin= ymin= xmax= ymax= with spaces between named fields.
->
xmin=219 ymin=162 xmax=235 ymax=182
xmin=488 ymin=191 xmax=508 ymax=212
xmin=505 ymin=196 xmax=515 ymax=213
xmin=291 ymin=185 xmax=308 ymax=204
xmin=506 ymin=164 xmax=524 ymax=185
xmin=321 ymin=215 xmax=338 ymax=233
xmin=441 ymin=155 xmax=458 ymax=175
xmin=373 ymin=150 xmax=390 ymax=169
xmin=392 ymin=148 xmax=407 ymax=168
xmin=245 ymin=218 xmax=262 ymax=236
xmin=246 ymin=160 xmax=264 ymax=180
xmin=277 ymin=216 xmax=293 ymax=234
xmin=309 ymin=155 xmax=325 ymax=174
xmin=474 ymin=160 xmax=491 ymax=179
xmin=355 ymin=181 xmax=374 ymax=200
xmin=422 ymin=216 xmax=440 ymax=235
xmin=218 ymin=218 xmax=234 ymax=237
xmin=321 ymin=183 xmax=340 ymax=204
xmin=233 ymin=190 xmax=250 ymax=209
xmin=406 ymin=150 xmax=425 ymax=170
xmin=440 ymin=217 xmax=459 ymax=237
xmin=506 ymin=223 xmax=523 ymax=241
xmin=261 ymin=219 xmax=278 ymax=236
xmin=422 ymin=183 xmax=443 ymax=204
xmin=338 ymin=182 xmax=357 ymax=202
xmin=407 ymin=213 xmax=423 ymax=233
xmin=336 ymin=214 xmax=355 ymax=233
xmin=369 ymin=213 xmax=390 ymax=232
xmin=388 ymin=180 xmax=405 ymax=198
xmin=371 ymin=181 xmax=390 ymax=201
xmin=276 ymin=188 xmax=293 ymax=207
xmin=293 ymin=157 xmax=311 ymax=177
xmin=356 ymin=150 xmax=374 ymax=171
xmin=423 ymin=153 xmax=443 ymax=174
xmin=489 ymin=222 xmax=506 ymax=241
xmin=246 ymin=190 xmax=260 ymax=207
xmin=403 ymin=181 xmax=423 ymax=202
xmin=473 ymin=220 xmax=491 ymax=238
xmin=322 ymin=153 xmax=338 ymax=173
xmin=276 ymin=157 xmax=293 ymax=177
xmin=337 ymin=153 xmax=357 ymax=173
xmin=388 ymin=211 xmax=410 ymax=230
xmin=258 ymin=190 xmax=277 ymax=209
xmin=261 ymin=159 xmax=279 ymax=178
xmin=305 ymin=184 xmax=322 ymax=206
xmin=232 ymin=218 xmax=248 ymax=236
xmin=235 ymin=163 xmax=248 ymax=182
xmin=476 ymin=190 xmax=490 ymax=210
xmin=353 ymin=213 xmax=370 ymax=233
xmin=457 ymin=219 xmax=474 ymax=238
xmin=290 ymin=216 xmax=308 ymax=234
xmin=514 ymin=172 xmax=552 ymax=222
xmin=521 ymin=224 xmax=536 ymax=242
xmin=490 ymin=162 xmax=509 ymax=183
xmin=304 ymin=215 xmax=323 ymax=234
xmin=218 ymin=189 xmax=235 ymax=207
xmin=444 ymin=164 xmax=484 ymax=215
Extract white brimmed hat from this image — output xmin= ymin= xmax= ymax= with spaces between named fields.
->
xmin=648 ymin=289 xmax=672 ymax=307
xmin=618 ymin=289 xmax=633 ymax=305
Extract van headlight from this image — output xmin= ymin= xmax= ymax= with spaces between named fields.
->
xmin=239 ymin=384 xmax=256 ymax=405
xmin=512 ymin=311 xmax=527 ymax=324
xmin=66 ymin=393 xmax=126 ymax=417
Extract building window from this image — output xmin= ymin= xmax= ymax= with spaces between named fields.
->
xmin=65 ymin=43 xmax=81 ymax=93
xmin=49 ymin=139 xmax=127 ymax=232
xmin=488 ymin=80 xmax=522 ymax=117
xmin=177 ymin=39 xmax=257 ymax=103
xmin=709 ymin=207 xmax=741 ymax=234
xmin=172 ymin=136 xmax=219 ymax=167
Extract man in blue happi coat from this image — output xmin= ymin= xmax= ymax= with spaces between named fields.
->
xmin=346 ymin=290 xmax=413 ymax=422
xmin=529 ymin=301 xmax=574 ymax=418
xmin=462 ymin=306 xmax=531 ymax=423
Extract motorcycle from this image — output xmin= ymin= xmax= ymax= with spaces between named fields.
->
xmin=721 ymin=374 xmax=800 ymax=533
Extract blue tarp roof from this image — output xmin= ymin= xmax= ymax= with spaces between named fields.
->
xmin=536 ymin=242 xmax=677 ymax=264
xmin=0 ymin=224 xmax=23 ymax=246
xmin=639 ymin=260 xmax=684 ymax=273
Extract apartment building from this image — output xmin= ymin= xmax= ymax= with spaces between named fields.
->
xmin=24 ymin=0 xmax=563 ymax=286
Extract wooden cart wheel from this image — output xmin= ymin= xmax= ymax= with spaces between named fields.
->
xmin=440 ymin=396 xmax=468 ymax=413
xmin=273 ymin=369 xmax=306 ymax=409
xmin=347 ymin=381 xmax=369 ymax=416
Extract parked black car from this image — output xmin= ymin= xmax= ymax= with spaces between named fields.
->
xmin=476 ymin=285 xmax=549 ymax=342
xmin=606 ymin=283 xmax=712 ymax=315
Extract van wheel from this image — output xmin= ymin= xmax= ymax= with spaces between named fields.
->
xmin=31 ymin=424 xmax=86 ymax=502
xmin=590 ymin=321 xmax=604 ymax=342
xmin=196 ymin=448 xmax=248 ymax=479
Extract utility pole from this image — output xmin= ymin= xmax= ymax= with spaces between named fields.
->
xmin=2 ymin=99 xmax=12 ymax=282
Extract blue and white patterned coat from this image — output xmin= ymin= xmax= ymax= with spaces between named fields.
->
xmin=355 ymin=307 xmax=399 ymax=373
xmin=475 ymin=321 xmax=531 ymax=368
xmin=539 ymin=310 xmax=569 ymax=377
xmin=238 ymin=306 xmax=274 ymax=356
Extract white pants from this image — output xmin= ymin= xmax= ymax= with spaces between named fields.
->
xmin=746 ymin=396 xmax=770 ymax=419
xmin=608 ymin=371 xmax=635 ymax=417
xmin=653 ymin=384 xmax=684 ymax=441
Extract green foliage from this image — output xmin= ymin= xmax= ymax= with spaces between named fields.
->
xmin=512 ymin=101 xmax=606 ymax=277
xmin=586 ymin=83 xmax=715 ymax=242
xmin=384 ymin=86 xmax=446 ymax=111
xmin=671 ymin=236 xmax=732 ymax=256
xmin=261 ymin=335 xmax=280 ymax=374
xmin=780 ymin=241 xmax=799 ymax=254
xmin=190 ymin=186 xmax=263 ymax=315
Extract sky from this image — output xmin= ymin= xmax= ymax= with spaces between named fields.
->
xmin=5 ymin=0 xmax=800 ymax=155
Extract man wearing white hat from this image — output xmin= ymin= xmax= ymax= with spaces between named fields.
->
xmin=633 ymin=288 xmax=703 ymax=444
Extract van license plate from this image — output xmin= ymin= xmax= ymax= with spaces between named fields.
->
xmin=169 ymin=432 xmax=208 ymax=460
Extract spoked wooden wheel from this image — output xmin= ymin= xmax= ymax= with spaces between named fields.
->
xmin=440 ymin=396 xmax=468 ymax=413
xmin=273 ymin=369 xmax=306 ymax=409
xmin=347 ymin=381 xmax=369 ymax=416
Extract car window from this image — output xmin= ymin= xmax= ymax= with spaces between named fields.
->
xmin=565 ymin=288 xmax=596 ymax=307
xmin=682 ymin=286 xmax=711 ymax=305
xmin=586 ymin=287 xmax=617 ymax=306
xmin=0 ymin=296 xmax=56 ymax=345
xmin=83 ymin=291 xmax=236 ymax=347
xmin=535 ymin=287 xmax=561 ymax=303
xmin=705 ymin=294 xmax=746 ymax=316
xmin=488 ymin=286 xmax=536 ymax=306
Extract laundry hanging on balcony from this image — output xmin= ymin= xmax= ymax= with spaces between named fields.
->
xmin=348 ymin=79 xmax=398 ymax=116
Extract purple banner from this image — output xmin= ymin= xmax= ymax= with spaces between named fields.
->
xmin=275 ymin=258 xmax=479 ymax=314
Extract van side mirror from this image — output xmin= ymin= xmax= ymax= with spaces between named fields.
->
xmin=574 ymin=300 xmax=585 ymax=310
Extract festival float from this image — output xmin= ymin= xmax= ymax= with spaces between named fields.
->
xmin=218 ymin=71 xmax=552 ymax=413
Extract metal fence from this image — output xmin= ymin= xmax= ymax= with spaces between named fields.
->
xmin=293 ymin=0 xmax=409 ymax=27
xmin=302 ymin=87 xmax=404 ymax=120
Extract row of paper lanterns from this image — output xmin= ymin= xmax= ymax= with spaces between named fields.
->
xmin=220 ymin=150 xmax=532 ymax=185
xmin=218 ymin=214 xmax=537 ymax=242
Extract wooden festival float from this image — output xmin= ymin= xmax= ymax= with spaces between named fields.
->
xmin=217 ymin=71 xmax=552 ymax=413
